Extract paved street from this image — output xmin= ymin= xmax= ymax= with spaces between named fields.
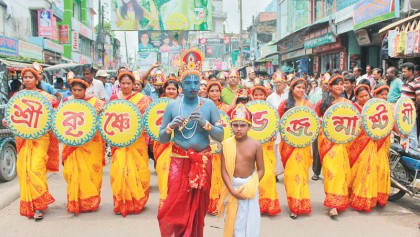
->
xmin=0 ymin=160 xmax=419 ymax=237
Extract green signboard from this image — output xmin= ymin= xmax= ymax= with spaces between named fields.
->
xmin=304 ymin=33 xmax=335 ymax=49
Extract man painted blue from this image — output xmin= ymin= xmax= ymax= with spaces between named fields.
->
xmin=157 ymin=70 xmax=224 ymax=237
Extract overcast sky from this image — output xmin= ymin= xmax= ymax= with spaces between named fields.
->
xmin=100 ymin=0 xmax=273 ymax=63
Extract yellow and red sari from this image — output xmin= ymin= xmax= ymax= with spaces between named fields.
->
xmin=278 ymin=100 xmax=313 ymax=215
xmin=315 ymin=99 xmax=351 ymax=211
xmin=109 ymin=92 xmax=152 ymax=217
xmin=62 ymin=96 xmax=106 ymax=214
xmin=376 ymin=134 xmax=391 ymax=206
xmin=348 ymin=103 xmax=378 ymax=212
xmin=259 ymin=139 xmax=281 ymax=215
xmin=208 ymin=101 xmax=230 ymax=215
xmin=16 ymin=90 xmax=59 ymax=217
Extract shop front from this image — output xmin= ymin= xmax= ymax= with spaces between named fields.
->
xmin=312 ymin=37 xmax=347 ymax=73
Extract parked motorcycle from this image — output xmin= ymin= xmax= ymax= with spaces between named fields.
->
xmin=389 ymin=140 xmax=420 ymax=201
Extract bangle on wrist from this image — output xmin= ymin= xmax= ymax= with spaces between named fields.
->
xmin=202 ymin=121 xmax=212 ymax=131
xmin=165 ymin=124 xmax=174 ymax=134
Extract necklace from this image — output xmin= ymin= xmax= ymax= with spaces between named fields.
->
xmin=178 ymin=97 xmax=201 ymax=139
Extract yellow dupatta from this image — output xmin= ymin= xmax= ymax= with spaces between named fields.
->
xmin=218 ymin=137 xmax=259 ymax=237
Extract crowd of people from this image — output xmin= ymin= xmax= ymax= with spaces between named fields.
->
xmin=3 ymin=57 xmax=420 ymax=236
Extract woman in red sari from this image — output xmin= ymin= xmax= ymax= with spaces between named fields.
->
xmin=154 ymin=76 xmax=179 ymax=210
xmin=2 ymin=68 xmax=59 ymax=220
xmin=206 ymin=81 xmax=229 ymax=215
xmin=372 ymin=82 xmax=391 ymax=206
xmin=62 ymin=77 xmax=106 ymax=215
xmin=109 ymin=72 xmax=153 ymax=217
xmin=278 ymin=78 xmax=313 ymax=219
xmin=348 ymin=84 xmax=378 ymax=212
xmin=315 ymin=75 xmax=351 ymax=217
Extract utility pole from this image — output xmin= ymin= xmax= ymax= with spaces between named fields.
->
xmin=101 ymin=4 xmax=105 ymax=68
xmin=239 ymin=0 xmax=243 ymax=67
xmin=124 ymin=31 xmax=129 ymax=66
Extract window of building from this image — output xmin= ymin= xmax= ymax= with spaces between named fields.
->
xmin=79 ymin=36 xmax=91 ymax=57
xmin=320 ymin=52 xmax=340 ymax=72
xmin=73 ymin=2 xmax=82 ymax=20
xmin=313 ymin=0 xmax=334 ymax=22
xmin=30 ymin=10 xmax=39 ymax=37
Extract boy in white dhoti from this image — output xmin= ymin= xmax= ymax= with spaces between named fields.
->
xmin=218 ymin=104 xmax=265 ymax=237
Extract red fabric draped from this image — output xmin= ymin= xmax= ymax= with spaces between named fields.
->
xmin=157 ymin=145 xmax=212 ymax=237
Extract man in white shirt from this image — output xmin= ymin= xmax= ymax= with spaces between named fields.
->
xmin=96 ymin=70 xmax=113 ymax=101
xmin=266 ymin=72 xmax=288 ymax=177
xmin=242 ymin=68 xmax=256 ymax=89
xmin=82 ymin=64 xmax=106 ymax=101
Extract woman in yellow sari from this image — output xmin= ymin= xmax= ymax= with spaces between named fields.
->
xmin=154 ymin=76 xmax=179 ymax=210
xmin=372 ymin=82 xmax=391 ymax=206
xmin=2 ymin=68 xmax=59 ymax=220
xmin=61 ymin=77 xmax=106 ymax=215
xmin=348 ymin=84 xmax=378 ymax=212
xmin=251 ymin=85 xmax=281 ymax=216
xmin=315 ymin=75 xmax=351 ymax=217
xmin=206 ymin=81 xmax=230 ymax=215
xmin=109 ymin=71 xmax=153 ymax=217
xmin=277 ymin=78 xmax=313 ymax=219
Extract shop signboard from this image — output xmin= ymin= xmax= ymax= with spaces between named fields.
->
xmin=304 ymin=32 xmax=336 ymax=49
xmin=0 ymin=36 xmax=18 ymax=57
xmin=72 ymin=32 xmax=79 ymax=51
xmin=71 ymin=52 xmax=92 ymax=64
xmin=59 ymin=25 xmax=69 ymax=44
xmin=38 ymin=10 xmax=54 ymax=38
xmin=111 ymin=0 xmax=213 ymax=31
xmin=313 ymin=38 xmax=342 ymax=54
xmin=138 ymin=31 xmax=189 ymax=53
xmin=71 ymin=18 xmax=94 ymax=40
xmin=260 ymin=44 xmax=277 ymax=59
xmin=199 ymin=38 xmax=223 ymax=44
xmin=353 ymin=0 xmax=400 ymax=30
xmin=19 ymin=41 xmax=43 ymax=60
xmin=44 ymin=39 xmax=64 ymax=54
xmin=354 ymin=29 xmax=371 ymax=46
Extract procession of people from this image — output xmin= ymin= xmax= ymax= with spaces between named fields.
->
xmin=2 ymin=48 xmax=419 ymax=237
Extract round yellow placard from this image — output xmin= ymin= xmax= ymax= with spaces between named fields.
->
xmin=210 ymin=110 xmax=232 ymax=154
xmin=280 ymin=106 xmax=320 ymax=148
xmin=52 ymin=99 xmax=97 ymax=146
xmin=5 ymin=90 xmax=52 ymax=139
xmin=362 ymin=98 xmax=395 ymax=140
xmin=98 ymin=100 xmax=143 ymax=147
xmin=395 ymin=97 xmax=416 ymax=137
xmin=323 ymin=102 xmax=361 ymax=144
xmin=144 ymin=98 xmax=171 ymax=141
xmin=246 ymin=100 xmax=280 ymax=144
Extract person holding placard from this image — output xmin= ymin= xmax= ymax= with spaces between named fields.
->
xmin=372 ymin=82 xmax=391 ymax=207
xmin=250 ymin=85 xmax=281 ymax=216
xmin=277 ymin=78 xmax=314 ymax=219
xmin=315 ymin=75 xmax=352 ymax=217
xmin=61 ymin=75 xmax=106 ymax=215
xmin=348 ymin=84 xmax=378 ymax=212
xmin=109 ymin=71 xmax=153 ymax=217
xmin=2 ymin=67 xmax=59 ymax=220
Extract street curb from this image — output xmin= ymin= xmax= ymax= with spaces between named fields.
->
xmin=0 ymin=182 xmax=19 ymax=211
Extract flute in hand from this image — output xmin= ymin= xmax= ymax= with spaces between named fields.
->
xmin=179 ymin=100 xmax=205 ymax=131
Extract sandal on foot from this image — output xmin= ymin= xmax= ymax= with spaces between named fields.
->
xmin=34 ymin=210 xmax=43 ymax=221
xmin=290 ymin=213 xmax=298 ymax=220
xmin=329 ymin=208 xmax=338 ymax=218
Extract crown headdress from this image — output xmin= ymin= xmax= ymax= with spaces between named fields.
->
xmin=179 ymin=48 xmax=204 ymax=82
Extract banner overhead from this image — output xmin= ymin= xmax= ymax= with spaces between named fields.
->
xmin=111 ymin=0 xmax=213 ymax=31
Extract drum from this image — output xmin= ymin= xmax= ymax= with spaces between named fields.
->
xmin=143 ymin=98 xmax=171 ymax=141
xmin=246 ymin=100 xmax=280 ymax=144
xmin=52 ymin=99 xmax=97 ymax=146
xmin=394 ymin=97 xmax=416 ymax=137
xmin=210 ymin=110 xmax=232 ymax=154
xmin=98 ymin=99 xmax=143 ymax=147
xmin=322 ymin=102 xmax=361 ymax=144
xmin=362 ymin=98 xmax=395 ymax=140
xmin=280 ymin=106 xmax=320 ymax=148
xmin=5 ymin=90 xmax=52 ymax=139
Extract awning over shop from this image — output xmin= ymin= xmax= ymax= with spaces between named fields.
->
xmin=379 ymin=12 xmax=420 ymax=34
xmin=256 ymin=53 xmax=279 ymax=62
xmin=0 ymin=59 xmax=45 ymax=71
